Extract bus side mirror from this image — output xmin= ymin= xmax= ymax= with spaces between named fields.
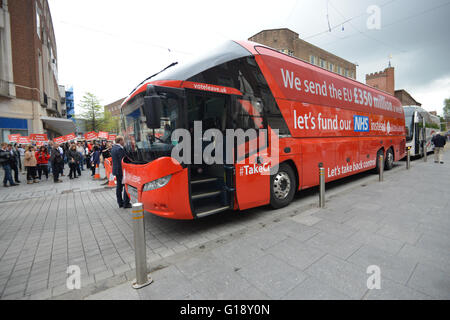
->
xmin=143 ymin=95 xmax=162 ymax=129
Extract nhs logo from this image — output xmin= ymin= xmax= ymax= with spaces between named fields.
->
xmin=354 ymin=115 xmax=369 ymax=132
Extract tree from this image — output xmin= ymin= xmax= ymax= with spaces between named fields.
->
xmin=102 ymin=110 xmax=120 ymax=133
xmin=444 ymin=98 xmax=450 ymax=118
xmin=77 ymin=92 xmax=104 ymax=132
xmin=439 ymin=116 xmax=446 ymax=132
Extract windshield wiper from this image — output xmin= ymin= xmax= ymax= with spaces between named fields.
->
xmin=128 ymin=62 xmax=178 ymax=95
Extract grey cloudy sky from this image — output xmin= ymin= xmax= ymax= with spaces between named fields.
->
xmin=48 ymin=0 xmax=450 ymax=115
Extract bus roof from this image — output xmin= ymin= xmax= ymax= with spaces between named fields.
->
xmin=123 ymin=40 xmax=403 ymax=117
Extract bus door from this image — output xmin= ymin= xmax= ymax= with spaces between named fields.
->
xmin=415 ymin=112 xmax=423 ymax=155
xmin=186 ymin=90 xmax=235 ymax=217
xmin=233 ymin=97 xmax=271 ymax=210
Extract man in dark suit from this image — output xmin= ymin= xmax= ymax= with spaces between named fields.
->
xmin=111 ymin=136 xmax=131 ymax=208
xmin=7 ymin=144 xmax=20 ymax=183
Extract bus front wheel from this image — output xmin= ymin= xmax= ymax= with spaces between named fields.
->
xmin=270 ymin=163 xmax=296 ymax=209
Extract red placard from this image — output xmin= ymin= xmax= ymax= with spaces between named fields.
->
xmin=53 ymin=136 xmax=65 ymax=144
xmin=64 ymin=133 xmax=76 ymax=141
xmin=8 ymin=134 xmax=21 ymax=142
xmin=107 ymin=134 xmax=117 ymax=141
xmin=84 ymin=131 xmax=98 ymax=140
xmin=17 ymin=136 xmax=31 ymax=144
xmin=98 ymin=131 xmax=109 ymax=139
xmin=30 ymin=133 xmax=48 ymax=142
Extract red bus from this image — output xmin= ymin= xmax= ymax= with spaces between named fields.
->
xmin=120 ymin=40 xmax=406 ymax=220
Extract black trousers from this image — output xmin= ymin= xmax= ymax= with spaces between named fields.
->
xmin=52 ymin=162 xmax=60 ymax=182
xmin=69 ymin=162 xmax=77 ymax=178
xmin=76 ymin=161 xmax=81 ymax=176
xmin=37 ymin=164 xmax=48 ymax=179
xmin=11 ymin=162 xmax=19 ymax=182
xmin=115 ymin=174 xmax=130 ymax=207
xmin=91 ymin=163 xmax=98 ymax=176
xmin=26 ymin=166 xmax=37 ymax=181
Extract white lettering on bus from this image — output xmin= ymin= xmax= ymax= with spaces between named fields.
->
xmin=280 ymin=68 xmax=403 ymax=115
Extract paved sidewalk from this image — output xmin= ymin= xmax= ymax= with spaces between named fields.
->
xmin=0 ymin=151 xmax=449 ymax=300
xmin=0 ymin=165 xmax=108 ymax=203
xmin=86 ymin=151 xmax=450 ymax=300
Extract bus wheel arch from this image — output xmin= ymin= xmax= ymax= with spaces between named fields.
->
xmin=283 ymin=160 xmax=299 ymax=192
xmin=270 ymin=162 xmax=297 ymax=209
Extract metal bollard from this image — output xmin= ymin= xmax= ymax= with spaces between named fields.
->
xmin=319 ymin=164 xmax=325 ymax=208
xmin=131 ymin=203 xmax=152 ymax=289
xmin=423 ymin=142 xmax=427 ymax=162
xmin=378 ymin=154 xmax=384 ymax=182
xmin=406 ymin=148 xmax=411 ymax=170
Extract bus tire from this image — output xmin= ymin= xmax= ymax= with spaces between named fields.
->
xmin=385 ymin=148 xmax=394 ymax=170
xmin=270 ymin=163 xmax=296 ymax=209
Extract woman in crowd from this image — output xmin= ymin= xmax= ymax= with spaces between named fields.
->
xmin=50 ymin=143 xmax=63 ymax=183
xmin=67 ymin=144 xmax=81 ymax=179
xmin=76 ymin=141 xmax=85 ymax=172
xmin=35 ymin=145 xmax=50 ymax=180
xmin=90 ymin=145 xmax=100 ymax=176
xmin=101 ymin=141 xmax=112 ymax=161
xmin=24 ymin=145 xmax=38 ymax=184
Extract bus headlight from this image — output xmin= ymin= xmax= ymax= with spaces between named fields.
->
xmin=142 ymin=175 xmax=172 ymax=192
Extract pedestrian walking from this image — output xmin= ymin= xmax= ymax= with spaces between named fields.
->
xmin=111 ymin=136 xmax=131 ymax=208
xmin=431 ymin=132 xmax=447 ymax=164
xmin=67 ymin=144 xmax=81 ymax=179
xmin=24 ymin=145 xmax=39 ymax=184
xmin=0 ymin=143 xmax=18 ymax=187
xmin=50 ymin=144 xmax=63 ymax=183
xmin=36 ymin=146 xmax=50 ymax=180
xmin=7 ymin=144 xmax=20 ymax=183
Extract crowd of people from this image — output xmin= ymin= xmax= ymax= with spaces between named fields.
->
xmin=0 ymin=140 xmax=113 ymax=187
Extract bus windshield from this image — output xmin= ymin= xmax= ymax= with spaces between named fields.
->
xmin=121 ymin=92 xmax=182 ymax=163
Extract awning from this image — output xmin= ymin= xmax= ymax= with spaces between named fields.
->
xmin=41 ymin=116 xmax=76 ymax=136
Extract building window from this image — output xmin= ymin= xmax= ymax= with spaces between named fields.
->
xmin=36 ymin=6 xmax=41 ymax=39
xmin=320 ymin=59 xmax=326 ymax=68
xmin=328 ymin=63 xmax=334 ymax=71
xmin=337 ymin=66 xmax=341 ymax=74
xmin=344 ymin=69 xmax=348 ymax=77
xmin=310 ymin=55 xmax=316 ymax=65
xmin=280 ymin=49 xmax=294 ymax=56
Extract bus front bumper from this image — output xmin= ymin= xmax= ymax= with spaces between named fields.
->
xmin=123 ymin=157 xmax=194 ymax=220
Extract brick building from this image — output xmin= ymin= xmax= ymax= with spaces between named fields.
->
xmin=0 ymin=0 xmax=74 ymax=142
xmin=104 ymin=97 xmax=124 ymax=117
xmin=393 ymin=89 xmax=421 ymax=107
xmin=248 ymin=28 xmax=357 ymax=79
xmin=365 ymin=66 xmax=421 ymax=106
xmin=366 ymin=67 xmax=395 ymax=95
